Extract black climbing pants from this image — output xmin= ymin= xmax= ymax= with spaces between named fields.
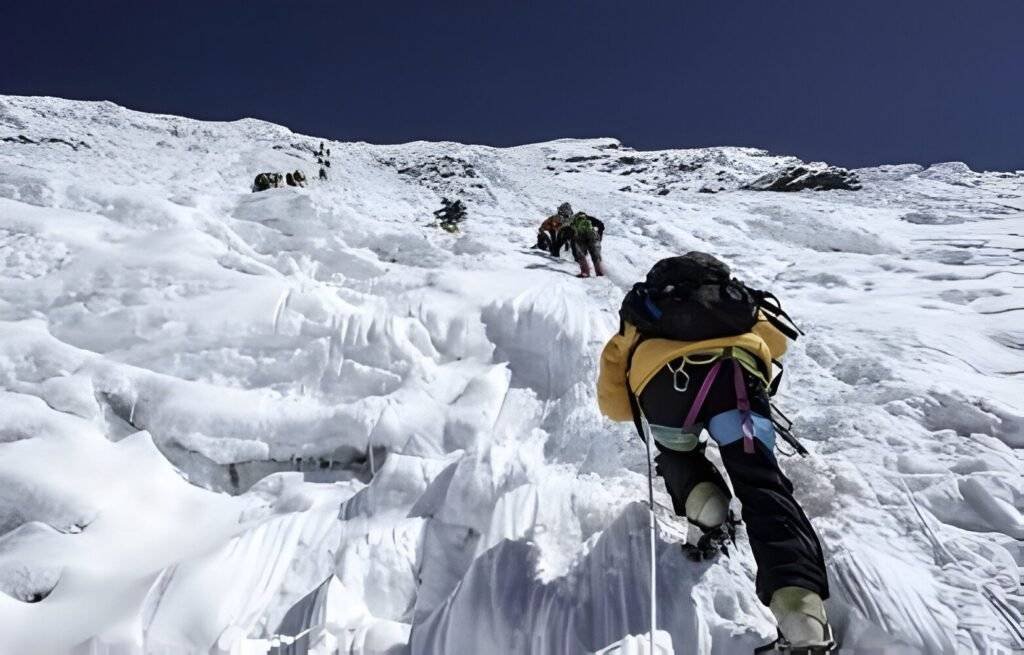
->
xmin=570 ymin=232 xmax=602 ymax=266
xmin=639 ymin=359 xmax=830 ymax=604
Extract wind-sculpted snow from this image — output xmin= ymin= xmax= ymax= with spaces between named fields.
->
xmin=0 ymin=96 xmax=1022 ymax=654
xmin=413 ymin=503 xmax=774 ymax=655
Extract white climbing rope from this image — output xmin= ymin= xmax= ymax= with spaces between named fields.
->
xmin=640 ymin=412 xmax=658 ymax=654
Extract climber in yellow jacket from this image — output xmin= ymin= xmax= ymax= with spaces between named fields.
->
xmin=597 ymin=252 xmax=834 ymax=654
xmin=598 ymin=320 xmax=787 ymax=423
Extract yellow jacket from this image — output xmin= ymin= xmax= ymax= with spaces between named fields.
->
xmin=597 ymin=319 xmax=789 ymax=422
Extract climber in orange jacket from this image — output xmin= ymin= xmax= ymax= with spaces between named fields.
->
xmin=534 ymin=202 xmax=573 ymax=255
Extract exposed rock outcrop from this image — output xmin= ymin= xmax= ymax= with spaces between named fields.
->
xmin=745 ymin=164 xmax=861 ymax=191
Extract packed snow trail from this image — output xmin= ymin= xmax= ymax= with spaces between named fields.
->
xmin=0 ymin=96 xmax=1021 ymax=654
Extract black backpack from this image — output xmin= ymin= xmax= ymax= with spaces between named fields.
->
xmin=619 ymin=252 xmax=810 ymax=456
xmin=619 ymin=252 xmax=802 ymax=343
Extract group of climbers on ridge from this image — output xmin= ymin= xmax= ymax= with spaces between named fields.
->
xmin=316 ymin=141 xmax=331 ymax=181
xmin=251 ymin=140 xmax=331 ymax=192
xmin=534 ymin=202 xmax=605 ymax=278
xmin=252 ymin=170 xmax=306 ymax=192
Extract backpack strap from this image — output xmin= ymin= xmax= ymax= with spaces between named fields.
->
xmin=624 ymin=335 xmax=650 ymax=441
xmin=683 ymin=360 xmax=723 ymax=428
xmin=768 ymin=358 xmax=784 ymax=396
xmin=761 ymin=312 xmax=801 ymax=341
xmin=751 ymin=289 xmax=805 ymax=339
xmin=732 ymin=360 xmax=756 ymax=454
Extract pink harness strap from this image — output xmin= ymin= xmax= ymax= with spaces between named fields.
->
xmin=732 ymin=360 xmax=756 ymax=454
xmin=680 ymin=358 xmax=756 ymax=455
xmin=682 ymin=360 xmax=723 ymax=428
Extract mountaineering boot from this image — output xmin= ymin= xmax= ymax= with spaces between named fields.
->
xmin=576 ymin=258 xmax=592 ymax=278
xmin=754 ymin=587 xmax=836 ymax=654
xmin=680 ymin=482 xmax=735 ymax=560
xmin=594 ymin=259 xmax=605 ymax=277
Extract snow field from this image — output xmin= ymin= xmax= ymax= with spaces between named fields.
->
xmin=0 ymin=95 xmax=1021 ymax=653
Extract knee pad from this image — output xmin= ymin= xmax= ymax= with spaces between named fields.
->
xmin=684 ymin=481 xmax=729 ymax=529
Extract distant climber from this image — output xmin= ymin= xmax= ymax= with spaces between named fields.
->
xmin=293 ymin=170 xmax=306 ymax=187
xmin=253 ymin=173 xmax=272 ymax=192
xmin=252 ymin=172 xmax=283 ymax=192
xmin=556 ymin=209 xmax=605 ymax=277
xmin=597 ymin=252 xmax=834 ymax=654
xmin=434 ymin=197 xmax=467 ymax=233
xmin=319 ymin=167 xmax=328 ymax=181
xmin=534 ymin=202 xmax=573 ymax=255
xmin=286 ymin=172 xmax=296 ymax=187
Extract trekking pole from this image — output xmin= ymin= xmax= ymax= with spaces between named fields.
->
xmin=640 ymin=414 xmax=658 ymax=653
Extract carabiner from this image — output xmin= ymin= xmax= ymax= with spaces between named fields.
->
xmin=666 ymin=361 xmax=690 ymax=393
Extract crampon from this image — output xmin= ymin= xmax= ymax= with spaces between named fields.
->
xmin=680 ymin=514 xmax=739 ymax=561
xmin=753 ymin=624 xmax=837 ymax=655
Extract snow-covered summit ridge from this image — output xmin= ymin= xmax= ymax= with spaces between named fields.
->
xmin=0 ymin=95 xmax=1022 ymax=654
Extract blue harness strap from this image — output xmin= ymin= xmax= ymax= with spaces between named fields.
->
xmin=707 ymin=409 xmax=776 ymax=452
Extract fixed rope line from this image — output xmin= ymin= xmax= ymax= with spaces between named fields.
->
xmin=641 ymin=412 xmax=658 ymax=654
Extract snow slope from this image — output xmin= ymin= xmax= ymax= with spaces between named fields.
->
xmin=0 ymin=95 xmax=1022 ymax=654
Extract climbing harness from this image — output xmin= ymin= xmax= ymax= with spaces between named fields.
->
xmin=657 ymin=349 xmax=810 ymax=458
xmin=675 ymin=358 xmax=755 ymax=454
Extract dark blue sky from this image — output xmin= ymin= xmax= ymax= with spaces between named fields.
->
xmin=4 ymin=1 xmax=1023 ymax=170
